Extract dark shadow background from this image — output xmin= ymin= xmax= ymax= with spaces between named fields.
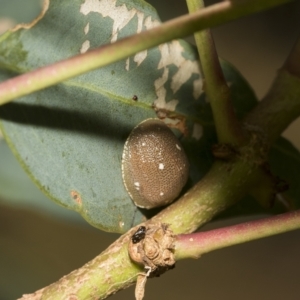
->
xmin=0 ymin=0 xmax=300 ymax=299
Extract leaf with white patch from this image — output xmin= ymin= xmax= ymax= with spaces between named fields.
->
xmin=0 ymin=0 xmax=261 ymax=232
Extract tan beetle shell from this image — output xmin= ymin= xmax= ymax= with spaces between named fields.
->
xmin=122 ymin=119 xmax=189 ymax=209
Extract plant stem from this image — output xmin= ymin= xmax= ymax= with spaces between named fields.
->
xmin=0 ymin=0 xmax=292 ymax=106
xmin=245 ymin=70 xmax=300 ymax=144
xmin=186 ymin=0 xmax=244 ymax=145
xmin=175 ymin=210 xmax=300 ymax=260
xmin=13 ymin=2 xmax=300 ymax=300
xmin=153 ymin=160 xmax=260 ymax=234
xmin=19 ymin=62 xmax=300 ymax=300
xmin=245 ymin=36 xmax=300 ymax=144
xmin=20 ymin=227 xmax=142 ymax=300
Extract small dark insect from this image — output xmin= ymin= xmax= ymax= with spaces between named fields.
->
xmin=132 ymin=95 xmax=138 ymax=101
xmin=132 ymin=226 xmax=146 ymax=244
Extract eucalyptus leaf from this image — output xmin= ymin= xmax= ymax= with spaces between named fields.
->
xmin=0 ymin=0 xmax=287 ymax=233
xmin=0 ymin=0 xmax=206 ymax=232
xmin=0 ymin=138 xmax=85 ymax=222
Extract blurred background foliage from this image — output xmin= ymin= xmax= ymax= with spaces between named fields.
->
xmin=0 ymin=0 xmax=300 ymax=299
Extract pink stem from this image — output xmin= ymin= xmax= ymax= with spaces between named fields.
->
xmin=175 ymin=210 xmax=300 ymax=259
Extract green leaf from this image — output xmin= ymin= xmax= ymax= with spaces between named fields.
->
xmin=0 ymin=0 xmax=259 ymax=232
xmin=0 ymin=138 xmax=87 ymax=222
xmin=0 ymin=0 xmax=42 ymax=24
xmin=0 ymin=138 xmax=46 ymax=204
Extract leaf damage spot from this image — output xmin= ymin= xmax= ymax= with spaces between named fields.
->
xmin=153 ymin=68 xmax=179 ymax=112
xmin=80 ymin=0 xmax=135 ymax=42
xmin=80 ymin=40 xmax=90 ymax=54
xmin=133 ymin=50 xmax=148 ymax=67
xmin=84 ymin=22 xmax=89 ymax=35
xmin=71 ymin=190 xmax=82 ymax=206
xmin=193 ymin=78 xmax=203 ymax=99
xmin=164 ymin=117 xmax=188 ymax=137
xmin=80 ymin=0 xmax=160 ymax=68
xmin=192 ymin=123 xmax=203 ymax=140
xmin=144 ymin=16 xmax=160 ymax=30
xmin=125 ymin=57 xmax=130 ymax=71
xmin=171 ymin=59 xmax=200 ymax=94
xmin=78 ymin=0 xmax=203 ymax=140
xmin=154 ymin=41 xmax=203 ymax=112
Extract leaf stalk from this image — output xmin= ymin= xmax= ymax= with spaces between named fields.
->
xmin=186 ymin=0 xmax=245 ymax=145
xmin=175 ymin=210 xmax=300 ymax=260
xmin=0 ymin=0 xmax=293 ymax=105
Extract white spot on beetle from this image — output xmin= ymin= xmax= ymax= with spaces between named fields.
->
xmin=159 ymin=163 xmax=164 ymax=170
xmin=176 ymin=144 xmax=181 ymax=151
xmin=142 ymin=142 xmax=146 ymax=146
xmin=160 ymin=192 xmax=164 ymax=196
xmin=80 ymin=40 xmax=90 ymax=53
xmin=134 ymin=182 xmax=140 ymax=187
